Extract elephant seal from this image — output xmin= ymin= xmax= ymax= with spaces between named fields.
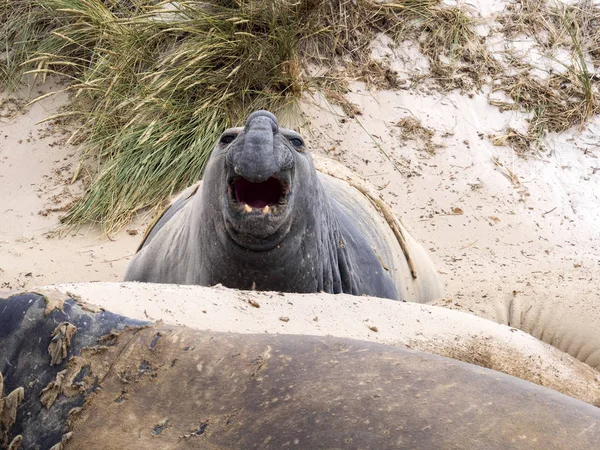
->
xmin=125 ymin=110 xmax=441 ymax=303
xmin=432 ymin=268 xmax=600 ymax=371
xmin=1 ymin=291 xmax=600 ymax=450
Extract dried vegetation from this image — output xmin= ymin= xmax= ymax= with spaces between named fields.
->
xmin=493 ymin=0 xmax=600 ymax=153
xmin=395 ymin=116 xmax=441 ymax=154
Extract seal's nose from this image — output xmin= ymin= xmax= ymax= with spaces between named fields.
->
xmin=245 ymin=110 xmax=279 ymax=132
xmin=232 ymin=111 xmax=281 ymax=183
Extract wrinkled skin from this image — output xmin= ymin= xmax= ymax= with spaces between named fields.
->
xmin=432 ymin=269 xmax=600 ymax=371
xmin=125 ymin=111 xmax=441 ymax=301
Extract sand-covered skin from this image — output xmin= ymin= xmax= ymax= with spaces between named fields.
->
xmin=45 ymin=282 xmax=600 ymax=406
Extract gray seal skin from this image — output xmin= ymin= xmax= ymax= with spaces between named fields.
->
xmin=2 ymin=291 xmax=600 ymax=450
xmin=0 ymin=292 xmax=147 ymax=450
xmin=125 ymin=110 xmax=441 ymax=301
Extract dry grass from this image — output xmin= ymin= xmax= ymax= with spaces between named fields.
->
xmin=1 ymin=0 xmax=494 ymax=232
xmin=358 ymin=59 xmax=404 ymax=90
xmin=495 ymin=0 xmax=600 ymax=148
xmin=501 ymin=0 xmax=600 ymax=52
xmin=419 ymin=5 xmax=501 ymax=92
xmin=395 ymin=116 xmax=442 ymax=154
xmin=500 ymin=0 xmax=571 ymax=47
xmin=500 ymin=70 xmax=598 ymax=134
xmin=310 ymin=1 xmax=493 ymax=92
xmin=490 ymin=127 xmax=538 ymax=155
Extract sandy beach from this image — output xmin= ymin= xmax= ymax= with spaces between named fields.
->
xmin=0 ymin=79 xmax=147 ymax=291
xmin=1 ymin=1 xmax=599 ymax=321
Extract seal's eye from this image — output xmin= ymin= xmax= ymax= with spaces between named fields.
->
xmin=220 ymin=134 xmax=236 ymax=145
xmin=289 ymin=137 xmax=304 ymax=148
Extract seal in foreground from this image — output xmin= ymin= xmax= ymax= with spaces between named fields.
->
xmin=1 ymin=291 xmax=599 ymax=449
xmin=125 ymin=110 xmax=441 ymax=302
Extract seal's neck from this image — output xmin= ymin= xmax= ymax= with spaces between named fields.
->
xmin=196 ymin=177 xmax=355 ymax=294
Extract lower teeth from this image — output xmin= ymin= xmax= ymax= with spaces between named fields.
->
xmin=237 ymin=202 xmax=283 ymax=215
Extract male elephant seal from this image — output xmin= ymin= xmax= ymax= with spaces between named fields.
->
xmin=2 ymin=291 xmax=600 ymax=449
xmin=125 ymin=110 xmax=441 ymax=302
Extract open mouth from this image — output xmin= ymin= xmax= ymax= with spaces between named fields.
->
xmin=228 ymin=176 xmax=290 ymax=215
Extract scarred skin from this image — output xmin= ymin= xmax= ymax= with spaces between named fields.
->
xmin=125 ymin=111 xmax=441 ymax=301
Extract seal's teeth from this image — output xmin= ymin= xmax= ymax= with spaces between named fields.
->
xmin=244 ymin=204 xmax=252 ymax=213
xmin=263 ymin=205 xmax=270 ymax=214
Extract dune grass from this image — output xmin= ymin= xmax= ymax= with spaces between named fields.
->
xmin=2 ymin=0 xmax=598 ymax=229
xmin=496 ymin=0 xmax=600 ymax=151
xmin=419 ymin=4 xmax=500 ymax=92
xmin=1 ymin=0 xmax=487 ymax=233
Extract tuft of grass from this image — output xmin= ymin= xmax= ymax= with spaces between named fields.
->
xmin=1 ymin=0 xmax=490 ymax=232
xmin=498 ymin=70 xmax=598 ymax=135
xmin=563 ymin=6 xmax=596 ymax=122
xmin=368 ymin=1 xmax=499 ymax=92
xmin=3 ymin=0 xmax=310 ymax=232
xmin=490 ymin=127 xmax=538 ymax=155
xmin=420 ymin=5 xmax=500 ymax=91
xmin=500 ymin=0 xmax=569 ymax=47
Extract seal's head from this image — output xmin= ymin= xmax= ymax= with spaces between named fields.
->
xmin=206 ymin=110 xmax=315 ymax=251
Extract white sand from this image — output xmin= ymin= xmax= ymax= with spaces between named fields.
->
xmin=0 ymin=79 xmax=146 ymax=291
xmin=296 ymin=84 xmax=600 ymax=313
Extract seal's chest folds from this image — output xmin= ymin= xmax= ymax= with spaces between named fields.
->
xmin=125 ymin=111 xmax=442 ymax=303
